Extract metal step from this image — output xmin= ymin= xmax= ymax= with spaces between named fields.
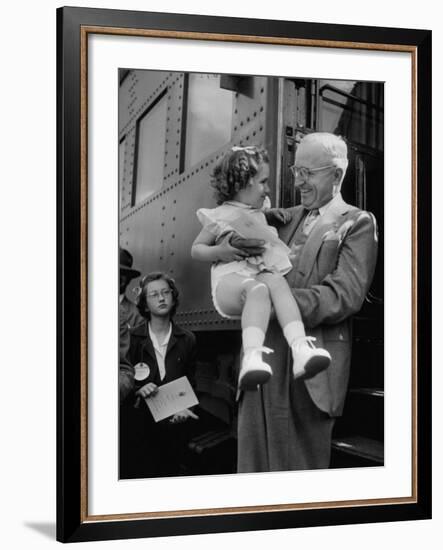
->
xmin=188 ymin=429 xmax=233 ymax=454
xmin=349 ymin=387 xmax=384 ymax=398
xmin=331 ymin=435 xmax=384 ymax=467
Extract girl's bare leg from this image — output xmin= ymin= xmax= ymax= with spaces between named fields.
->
xmin=215 ymin=274 xmax=273 ymax=389
xmin=257 ymin=272 xmax=331 ymax=380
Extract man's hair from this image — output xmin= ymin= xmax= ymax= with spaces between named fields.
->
xmin=300 ymin=132 xmax=349 ymax=185
xmin=136 ymin=271 xmax=179 ymax=320
xmin=211 ymin=146 xmax=269 ymax=205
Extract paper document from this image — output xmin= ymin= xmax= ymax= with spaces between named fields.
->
xmin=144 ymin=376 xmax=199 ymax=423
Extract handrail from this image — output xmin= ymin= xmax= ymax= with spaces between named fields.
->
xmin=319 ymin=84 xmax=384 ymax=112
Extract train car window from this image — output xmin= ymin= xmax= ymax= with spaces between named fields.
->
xmin=133 ymin=92 xmax=168 ymax=204
xmin=183 ymin=74 xmax=234 ymax=170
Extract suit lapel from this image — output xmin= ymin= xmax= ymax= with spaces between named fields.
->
xmin=279 ymin=207 xmax=306 ymax=244
xmin=166 ymin=332 xmax=178 ymax=355
xmin=297 ymin=195 xmax=351 ymax=286
xmin=141 ymin=333 xmax=157 ymax=364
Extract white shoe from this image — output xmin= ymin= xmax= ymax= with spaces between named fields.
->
xmin=291 ymin=337 xmax=331 ymax=380
xmin=239 ymin=347 xmax=273 ymax=390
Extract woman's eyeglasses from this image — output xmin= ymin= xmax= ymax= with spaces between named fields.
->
xmin=146 ymin=289 xmax=172 ymax=300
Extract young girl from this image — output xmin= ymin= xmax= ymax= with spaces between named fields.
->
xmin=191 ymin=146 xmax=331 ymax=390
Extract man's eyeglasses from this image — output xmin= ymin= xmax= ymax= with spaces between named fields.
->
xmin=290 ymin=164 xmax=335 ymax=180
xmin=146 ymin=289 xmax=172 ymax=300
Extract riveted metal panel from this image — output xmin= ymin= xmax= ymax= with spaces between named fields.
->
xmin=119 ymin=128 xmax=136 ymax=214
xmin=164 ymin=73 xmax=185 ymax=178
xmin=118 ymin=70 xmax=174 ymax=138
xmin=232 ymin=76 xmax=268 ymax=147
xmin=120 ymin=72 xmax=276 ymax=331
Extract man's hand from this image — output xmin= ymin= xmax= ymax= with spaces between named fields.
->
xmin=136 ymin=383 xmax=158 ymax=399
xmin=228 ymin=233 xmax=266 ymax=256
xmin=215 ymin=233 xmax=250 ymax=262
xmin=215 ymin=233 xmax=266 ymax=261
xmin=264 ymin=208 xmax=292 ymax=226
xmin=169 ymin=408 xmax=199 ymax=424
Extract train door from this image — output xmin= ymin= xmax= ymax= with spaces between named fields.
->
xmin=279 ymin=78 xmax=385 ymax=467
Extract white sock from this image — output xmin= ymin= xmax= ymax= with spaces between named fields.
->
xmin=283 ymin=320 xmax=305 ymax=346
xmin=243 ymin=327 xmax=265 ymax=351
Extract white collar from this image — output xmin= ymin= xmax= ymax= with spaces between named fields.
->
xmin=148 ymin=322 xmax=172 ymax=348
xmin=224 ymin=200 xmax=254 ymax=209
xmin=318 ymin=192 xmax=342 ymax=216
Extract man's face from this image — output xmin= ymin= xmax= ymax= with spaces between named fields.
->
xmin=144 ymin=279 xmax=174 ymax=318
xmin=293 ymin=142 xmax=343 ymax=210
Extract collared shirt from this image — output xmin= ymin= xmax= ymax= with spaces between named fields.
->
xmin=303 ymin=193 xmax=342 ymax=235
xmin=318 ymin=192 xmax=342 ymax=217
xmin=148 ymin=322 xmax=172 ymax=381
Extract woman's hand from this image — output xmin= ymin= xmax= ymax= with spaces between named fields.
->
xmin=169 ymin=408 xmax=199 ymax=424
xmin=135 ymin=383 xmax=158 ymax=399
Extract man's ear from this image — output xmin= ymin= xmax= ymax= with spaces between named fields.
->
xmin=334 ymin=167 xmax=343 ymax=183
xmin=332 ymin=168 xmax=343 ymax=196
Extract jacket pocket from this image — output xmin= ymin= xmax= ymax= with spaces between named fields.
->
xmin=316 ymin=241 xmax=340 ymax=281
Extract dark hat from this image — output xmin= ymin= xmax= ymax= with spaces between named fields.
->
xmin=120 ymin=248 xmax=141 ymax=279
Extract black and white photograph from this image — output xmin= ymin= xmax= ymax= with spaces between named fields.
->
xmin=1 ymin=0 xmax=436 ymax=547
xmin=118 ymin=69 xmax=384 ymax=480
xmin=53 ymin=4 xmax=431 ymax=544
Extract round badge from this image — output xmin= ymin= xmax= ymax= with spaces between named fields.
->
xmin=134 ymin=362 xmax=150 ymax=381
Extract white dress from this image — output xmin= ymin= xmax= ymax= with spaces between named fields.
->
xmin=196 ymin=201 xmax=292 ymax=319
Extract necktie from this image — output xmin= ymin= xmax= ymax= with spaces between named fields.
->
xmin=302 ymin=209 xmax=320 ymax=235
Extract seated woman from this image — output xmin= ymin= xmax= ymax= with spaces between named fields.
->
xmin=119 ymin=272 xmax=199 ymax=479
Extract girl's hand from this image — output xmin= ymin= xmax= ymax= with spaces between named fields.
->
xmin=136 ymin=383 xmax=158 ymax=399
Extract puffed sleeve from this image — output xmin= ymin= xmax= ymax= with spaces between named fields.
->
xmin=196 ymin=208 xmax=221 ymax=236
xmin=292 ymin=211 xmax=378 ymax=328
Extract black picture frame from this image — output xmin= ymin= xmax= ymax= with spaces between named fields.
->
xmin=57 ymin=6 xmax=432 ymax=543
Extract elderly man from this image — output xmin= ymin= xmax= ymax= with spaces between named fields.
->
xmin=236 ymin=132 xmax=378 ymax=472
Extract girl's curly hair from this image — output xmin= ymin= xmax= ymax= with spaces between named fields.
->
xmin=211 ymin=146 xmax=269 ymax=205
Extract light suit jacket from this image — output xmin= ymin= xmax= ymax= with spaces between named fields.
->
xmin=278 ymin=194 xmax=378 ymax=415
xmin=237 ymin=194 xmax=379 ymax=472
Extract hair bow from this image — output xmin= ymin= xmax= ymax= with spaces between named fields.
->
xmin=231 ymin=145 xmax=257 ymax=155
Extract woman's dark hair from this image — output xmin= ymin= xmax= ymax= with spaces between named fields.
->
xmin=136 ymin=271 xmax=179 ymax=320
xmin=211 ymin=145 xmax=269 ymax=205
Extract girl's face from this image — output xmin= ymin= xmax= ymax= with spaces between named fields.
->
xmin=237 ymin=163 xmax=270 ymax=208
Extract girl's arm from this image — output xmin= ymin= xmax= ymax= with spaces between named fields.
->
xmin=191 ymin=228 xmax=249 ymax=262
